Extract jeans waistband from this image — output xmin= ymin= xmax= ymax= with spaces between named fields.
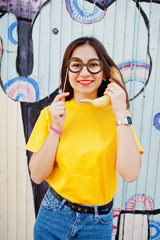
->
xmin=50 ymin=187 xmax=113 ymax=215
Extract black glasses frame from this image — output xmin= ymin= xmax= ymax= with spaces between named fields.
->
xmin=67 ymin=57 xmax=103 ymax=74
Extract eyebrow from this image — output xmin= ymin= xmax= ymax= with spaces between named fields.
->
xmin=70 ymin=58 xmax=100 ymax=61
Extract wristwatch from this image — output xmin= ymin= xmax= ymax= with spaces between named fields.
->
xmin=116 ymin=116 xmax=132 ymax=126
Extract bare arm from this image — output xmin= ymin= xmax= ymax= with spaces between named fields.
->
xmin=116 ymin=124 xmax=141 ymax=182
xmin=105 ymin=82 xmax=141 ymax=182
xmin=29 ymin=92 xmax=69 ymax=184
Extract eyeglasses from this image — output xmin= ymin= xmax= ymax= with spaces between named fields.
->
xmin=67 ymin=57 xmax=103 ymax=74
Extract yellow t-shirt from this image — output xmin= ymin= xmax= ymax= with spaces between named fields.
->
xmin=26 ymin=99 xmax=143 ymax=205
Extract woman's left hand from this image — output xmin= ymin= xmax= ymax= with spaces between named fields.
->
xmin=104 ymin=80 xmax=127 ymax=120
xmin=105 ymin=80 xmax=142 ymax=183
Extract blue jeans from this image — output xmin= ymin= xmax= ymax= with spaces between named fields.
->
xmin=34 ymin=189 xmax=113 ymax=240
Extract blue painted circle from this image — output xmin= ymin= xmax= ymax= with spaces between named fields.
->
xmin=149 ymin=221 xmax=160 ymax=239
xmin=153 ymin=113 xmax=160 ymax=131
xmin=8 ymin=22 xmax=18 ymax=45
xmin=3 ymin=76 xmax=40 ymax=102
xmin=66 ymin=0 xmax=105 ymax=24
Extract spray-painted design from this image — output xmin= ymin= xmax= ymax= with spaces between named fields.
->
xmin=113 ymin=195 xmax=160 ymax=238
xmin=86 ymin=0 xmax=160 ymax=11
xmin=149 ymin=221 xmax=160 ymax=240
xmin=132 ymin=0 xmax=160 ymax=3
xmin=0 ymin=0 xmax=157 ymax=102
xmin=0 ymin=37 xmax=2 ymax=58
xmin=113 ymin=208 xmax=121 ymax=235
xmin=84 ymin=0 xmax=116 ymax=10
xmin=118 ymin=61 xmax=150 ymax=100
xmin=153 ymin=113 xmax=160 ymax=131
xmin=65 ymin=0 xmax=160 ymax=102
xmin=125 ymin=195 xmax=160 ymax=239
xmin=125 ymin=194 xmax=154 ymax=210
xmin=65 ymin=0 xmax=106 ymax=24
xmin=8 ymin=22 xmax=18 ymax=45
xmin=0 ymin=0 xmax=50 ymax=77
xmin=3 ymin=76 xmax=39 ymax=102
xmin=118 ymin=60 xmax=150 ymax=84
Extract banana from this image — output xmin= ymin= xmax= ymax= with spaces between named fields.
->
xmin=110 ymin=66 xmax=122 ymax=82
xmin=80 ymin=66 xmax=121 ymax=107
xmin=80 ymin=95 xmax=110 ymax=107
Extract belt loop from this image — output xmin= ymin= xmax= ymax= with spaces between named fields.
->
xmin=94 ymin=206 xmax=98 ymax=220
xmin=57 ymin=199 xmax=67 ymax=211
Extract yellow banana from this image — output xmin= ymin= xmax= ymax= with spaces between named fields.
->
xmin=80 ymin=66 xmax=121 ymax=107
xmin=110 ymin=66 xmax=122 ymax=82
xmin=80 ymin=95 xmax=110 ymax=107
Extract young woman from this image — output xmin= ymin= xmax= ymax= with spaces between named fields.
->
xmin=26 ymin=37 xmax=143 ymax=240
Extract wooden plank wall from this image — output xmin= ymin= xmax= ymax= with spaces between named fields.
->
xmin=0 ymin=87 xmax=35 ymax=240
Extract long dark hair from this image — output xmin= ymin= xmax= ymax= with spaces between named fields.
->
xmin=61 ymin=36 xmax=129 ymax=109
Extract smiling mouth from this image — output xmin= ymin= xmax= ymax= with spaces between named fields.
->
xmin=78 ymin=80 xmax=94 ymax=86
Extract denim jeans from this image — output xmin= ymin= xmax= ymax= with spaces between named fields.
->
xmin=34 ymin=189 xmax=113 ymax=240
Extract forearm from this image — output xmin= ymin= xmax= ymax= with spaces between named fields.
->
xmin=29 ymin=131 xmax=60 ymax=184
xmin=116 ymin=125 xmax=142 ymax=182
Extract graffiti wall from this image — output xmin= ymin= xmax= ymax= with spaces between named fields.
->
xmin=0 ymin=0 xmax=160 ymax=239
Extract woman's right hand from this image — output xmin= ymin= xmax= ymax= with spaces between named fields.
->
xmin=49 ymin=92 xmax=70 ymax=131
xmin=29 ymin=92 xmax=70 ymax=184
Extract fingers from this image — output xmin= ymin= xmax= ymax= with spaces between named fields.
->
xmin=53 ymin=109 xmax=66 ymax=117
xmin=49 ymin=100 xmax=66 ymax=113
xmin=108 ymin=79 xmax=123 ymax=87
xmin=104 ymin=82 xmax=123 ymax=95
xmin=109 ymin=78 xmax=115 ymax=83
xmin=49 ymin=93 xmax=69 ymax=130
xmin=104 ymin=82 xmax=126 ymax=105
xmin=53 ymin=101 xmax=66 ymax=109
xmin=54 ymin=92 xmax=70 ymax=103
xmin=50 ymin=92 xmax=69 ymax=114
xmin=49 ymin=93 xmax=68 ymax=115
xmin=49 ymin=101 xmax=66 ymax=125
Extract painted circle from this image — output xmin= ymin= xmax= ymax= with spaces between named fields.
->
xmin=117 ymin=60 xmax=150 ymax=100
xmin=149 ymin=221 xmax=160 ymax=239
xmin=0 ymin=37 xmax=2 ymax=57
xmin=113 ymin=208 xmax=120 ymax=234
xmin=3 ymin=76 xmax=39 ymax=102
xmin=8 ymin=22 xmax=18 ymax=45
xmin=65 ymin=0 xmax=106 ymax=24
xmin=153 ymin=113 xmax=160 ymax=131
xmin=118 ymin=60 xmax=150 ymax=85
xmin=125 ymin=194 xmax=154 ymax=210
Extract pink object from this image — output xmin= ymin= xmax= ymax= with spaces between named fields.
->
xmin=8 ymin=84 xmax=35 ymax=102
xmin=49 ymin=126 xmax=63 ymax=134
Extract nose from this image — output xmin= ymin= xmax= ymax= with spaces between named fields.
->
xmin=79 ymin=65 xmax=90 ymax=76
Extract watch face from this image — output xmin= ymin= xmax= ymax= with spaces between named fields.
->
xmin=127 ymin=116 xmax=132 ymax=125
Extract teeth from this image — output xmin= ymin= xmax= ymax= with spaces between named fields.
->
xmin=79 ymin=81 xmax=92 ymax=84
